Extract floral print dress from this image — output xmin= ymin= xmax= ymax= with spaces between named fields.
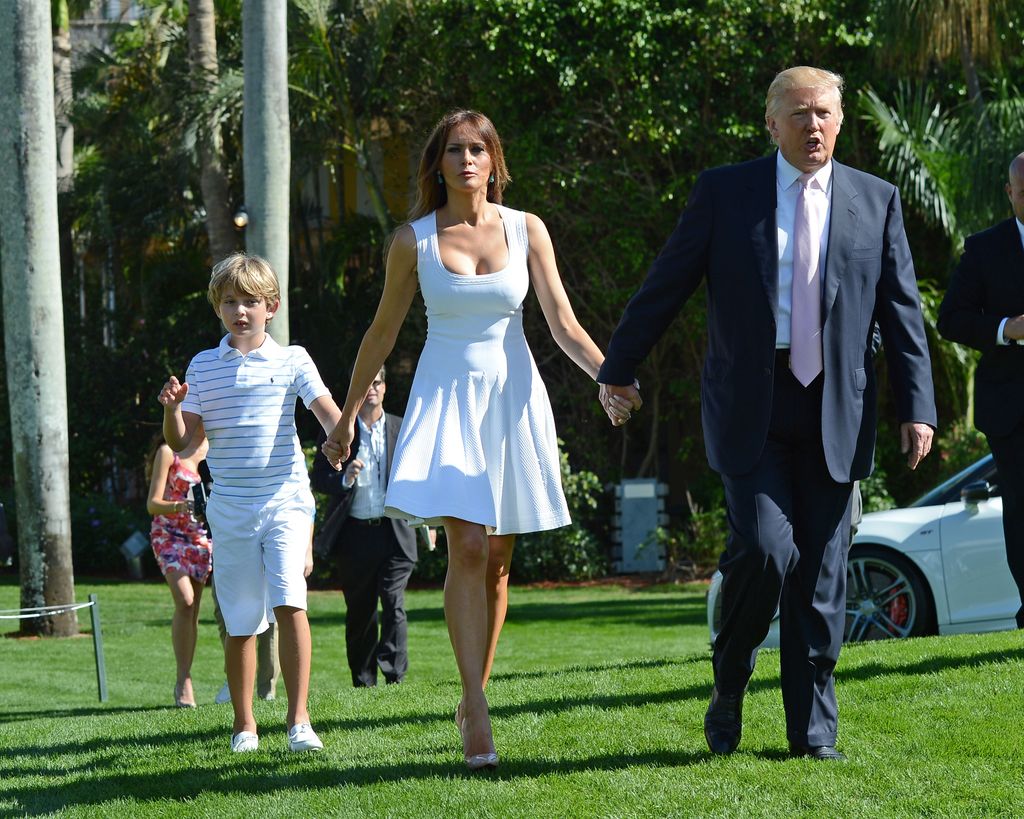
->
xmin=150 ymin=454 xmax=213 ymax=581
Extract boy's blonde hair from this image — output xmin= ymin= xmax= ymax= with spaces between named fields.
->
xmin=207 ymin=253 xmax=281 ymax=310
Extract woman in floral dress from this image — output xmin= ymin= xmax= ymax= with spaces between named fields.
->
xmin=147 ymin=431 xmax=212 ymax=708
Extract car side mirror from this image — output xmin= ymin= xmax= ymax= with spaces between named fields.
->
xmin=961 ymin=480 xmax=991 ymax=504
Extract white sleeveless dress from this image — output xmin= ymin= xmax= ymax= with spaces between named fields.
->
xmin=384 ymin=205 xmax=571 ymax=535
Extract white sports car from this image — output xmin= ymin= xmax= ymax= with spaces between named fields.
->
xmin=706 ymin=454 xmax=1021 ymax=646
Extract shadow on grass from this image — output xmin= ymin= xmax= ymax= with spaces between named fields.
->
xmin=309 ymin=595 xmax=707 ymax=630
xmin=837 ymin=645 xmax=1024 ymax=684
xmin=488 ymin=656 xmax=703 ymax=683
xmin=2 ymin=748 xmax=713 ymax=813
xmin=0 ymin=704 xmax=169 ymax=726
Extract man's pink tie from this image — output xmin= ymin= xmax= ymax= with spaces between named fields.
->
xmin=790 ymin=173 xmax=823 ymax=386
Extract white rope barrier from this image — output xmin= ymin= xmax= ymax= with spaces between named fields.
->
xmin=0 ymin=595 xmax=108 ymax=701
xmin=0 ymin=601 xmax=95 ymax=620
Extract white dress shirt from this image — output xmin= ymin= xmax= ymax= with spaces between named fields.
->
xmin=996 ymin=217 xmax=1024 ymax=346
xmin=775 ymin=153 xmax=833 ymax=348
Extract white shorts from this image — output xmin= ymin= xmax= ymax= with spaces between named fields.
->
xmin=207 ymin=487 xmax=315 ymax=637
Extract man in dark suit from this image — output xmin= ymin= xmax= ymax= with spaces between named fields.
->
xmin=937 ymin=151 xmax=1024 ymax=630
xmin=312 ymin=366 xmax=419 ymax=687
xmin=598 ymin=66 xmax=936 ymax=760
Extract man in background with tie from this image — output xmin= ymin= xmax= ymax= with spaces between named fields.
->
xmin=312 ymin=367 xmax=419 ymax=687
xmin=598 ymin=66 xmax=936 ymax=760
xmin=938 ymin=151 xmax=1024 ymax=630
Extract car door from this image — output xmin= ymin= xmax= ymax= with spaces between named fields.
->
xmin=939 ymin=496 xmax=1020 ymax=624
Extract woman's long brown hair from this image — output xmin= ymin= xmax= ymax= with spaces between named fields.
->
xmin=407 ymin=109 xmax=511 ymax=221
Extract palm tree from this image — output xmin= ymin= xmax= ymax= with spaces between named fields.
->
xmin=860 ymin=81 xmax=1024 ymax=427
xmin=243 ymin=0 xmax=291 ymax=343
xmin=187 ymin=0 xmax=236 ymax=263
xmin=290 ymin=0 xmax=413 ymax=235
xmin=0 ymin=0 xmax=77 ymax=637
xmin=874 ymin=0 xmax=1011 ymax=109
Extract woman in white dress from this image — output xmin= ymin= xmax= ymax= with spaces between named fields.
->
xmin=324 ymin=110 xmax=635 ymax=769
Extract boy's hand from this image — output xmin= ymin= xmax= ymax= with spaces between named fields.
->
xmin=322 ymin=421 xmax=354 ymax=471
xmin=158 ymin=376 xmax=189 ymax=408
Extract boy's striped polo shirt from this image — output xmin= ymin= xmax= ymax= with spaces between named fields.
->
xmin=180 ymin=334 xmax=330 ymax=504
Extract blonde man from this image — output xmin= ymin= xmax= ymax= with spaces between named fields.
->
xmin=599 ymin=66 xmax=936 ymax=760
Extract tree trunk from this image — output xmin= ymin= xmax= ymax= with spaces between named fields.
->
xmin=958 ymin=17 xmax=984 ymax=113
xmin=242 ymin=0 xmax=290 ymax=344
xmin=187 ymin=0 xmax=235 ymax=265
xmin=52 ymin=0 xmax=72 ymax=195
xmin=0 ymin=0 xmax=77 ymax=637
xmin=53 ymin=0 xmax=75 ymax=286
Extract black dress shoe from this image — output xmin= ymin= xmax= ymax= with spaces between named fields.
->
xmin=704 ymin=686 xmax=744 ymax=755
xmin=789 ymin=743 xmax=847 ymax=761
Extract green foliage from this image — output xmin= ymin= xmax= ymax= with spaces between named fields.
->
xmin=68 ymin=493 xmax=152 ymax=576
xmin=859 ymin=465 xmax=897 ymax=513
xmin=414 ymin=445 xmax=607 ymax=584
xmin=936 ymin=416 xmax=990 ymax=477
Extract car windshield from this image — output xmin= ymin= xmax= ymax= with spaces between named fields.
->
xmin=910 ymin=454 xmax=995 ymax=508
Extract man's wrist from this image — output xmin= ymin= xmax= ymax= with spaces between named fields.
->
xmin=998 ymin=317 xmax=1012 ymax=345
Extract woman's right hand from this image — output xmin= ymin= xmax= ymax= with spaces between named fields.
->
xmin=323 ymin=420 xmax=355 ymax=470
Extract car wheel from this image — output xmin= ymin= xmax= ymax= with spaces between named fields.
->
xmin=845 ymin=545 xmax=935 ymax=641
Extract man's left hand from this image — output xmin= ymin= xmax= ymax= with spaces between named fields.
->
xmin=901 ymin=422 xmax=934 ymax=470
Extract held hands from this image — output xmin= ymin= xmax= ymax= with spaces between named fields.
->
xmin=1003 ymin=315 xmax=1024 ymax=342
xmin=322 ymin=421 xmax=354 ymax=471
xmin=901 ymin=422 xmax=934 ymax=470
xmin=158 ymin=376 xmax=189 ymax=408
xmin=599 ymin=380 xmax=643 ymax=427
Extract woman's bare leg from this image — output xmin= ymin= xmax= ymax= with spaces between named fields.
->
xmin=166 ymin=571 xmax=203 ymax=705
xmin=482 ymin=534 xmax=515 ymax=689
xmin=443 ymin=517 xmax=495 ymax=758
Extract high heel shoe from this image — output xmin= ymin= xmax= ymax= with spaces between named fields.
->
xmin=459 ymin=710 xmax=499 ymax=771
xmin=174 ymin=684 xmax=197 ymax=709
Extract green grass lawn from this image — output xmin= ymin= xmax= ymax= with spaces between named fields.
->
xmin=1 ymin=576 xmax=1022 ymax=817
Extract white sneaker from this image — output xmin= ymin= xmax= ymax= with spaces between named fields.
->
xmin=214 ymin=681 xmax=231 ymax=705
xmin=287 ymin=723 xmax=323 ymax=752
xmin=230 ymin=731 xmax=259 ymax=753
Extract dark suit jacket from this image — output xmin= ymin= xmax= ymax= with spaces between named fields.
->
xmin=598 ymin=153 xmax=937 ymax=482
xmin=937 ymin=217 xmax=1024 ymax=437
xmin=311 ymin=412 xmax=418 ymax=561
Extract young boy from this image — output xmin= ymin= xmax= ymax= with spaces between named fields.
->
xmin=159 ymin=253 xmax=340 ymax=753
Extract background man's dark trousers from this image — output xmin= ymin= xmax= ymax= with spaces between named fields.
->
xmin=986 ymin=431 xmax=1024 ymax=628
xmin=336 ymin=516 xmax=416 ymax=686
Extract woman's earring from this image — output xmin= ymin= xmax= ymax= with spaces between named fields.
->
xmin=437 ymin=171 xmax=444 ymax=184
xmin=489 ymin=174 xmax=495 ymax=184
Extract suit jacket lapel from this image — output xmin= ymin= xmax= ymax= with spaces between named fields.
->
xmin=744 ymin=155 xmax=779 ymax=323
xmin=823 ymin=161 xmax=860 ymax=322
xmin=385 ymin=413 xmax=398 ymax=478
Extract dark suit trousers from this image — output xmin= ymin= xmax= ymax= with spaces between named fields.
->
xmin=985 ymin=426 xmax=1024 ymax=628
xmin=336 ymin=518 xmax=417 ymax=687
xmin=714 ymin=358 xmax=853 ymax=746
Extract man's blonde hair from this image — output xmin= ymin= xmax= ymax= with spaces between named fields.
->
xmin=207 ymin=252 xmax=281 ymax=310
xmin=765 ymin=66 xmax=845 ymax=127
